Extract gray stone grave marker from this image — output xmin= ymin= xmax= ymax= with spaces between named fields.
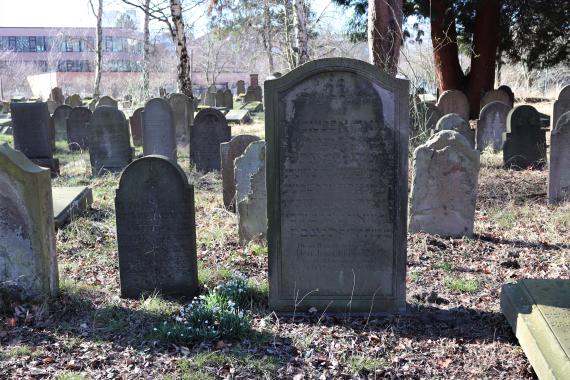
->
xmin=52 ymin=104 xmax=73 ymax=141
xmin=168 ymin=93 xmax=193 ymax=140
xmin=221 ymin=135 xmax=260 ymax=210
xmin=129 ymin=107 xmax=143 ymax=147
xmin=223 ymin=89 xmax=233 ymax=110
xmin=66 ymin=107 xmax=92 ymax=151
xmin=96 ymin=95 xmax=118 ymax=108
xmin=476 ymin=101 xmax=511 ymax=152
xmin=480 ymin=89 xmax=512 ymax=109
xmin=190 ymin=108 xmax=231 ymax=172
xmin=553 ymin=85 xmax=570 ymax=129
xmin=236 ymin=143 xmax=266 ymax=242
xmin=548 ymin=111 xmax=570 ymax=204
xmin=435 ymin=113 xmax=474 ymax=147
xmin=143 ymin=98 xmax=177 ymax=161
xmin=437 ymin=90 xmax=469 ymax=121
xmin=503 ymin=105 xmax=547 ymax=169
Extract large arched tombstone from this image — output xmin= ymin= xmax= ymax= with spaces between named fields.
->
xmin=66 ymin=107 xmax=92 ymax=151
xmin=190 ymin=108 xmax=231 ymax=172
xmin=548 ymin=111 xmax=570 ymax=204
xmin=0 ymin=144 xmax=58 ymax=301
xmin=498 ymin=85 xmax=515 ymax=105
xmin=503 ymin=105 xmax=547 ymax=170
xmin=115 ymin=155 xmax=198 ymax=299
xmin=265 ymin=58 xmax=409 ymax=313
xmin=88 ymin=106 xmax=132 ymax=176
xmin=142 ymin=98 xmax=177 ymax=162
xmin=52 ymin=104 xmax=73 ymax=141
xmin=553 ymin=85 xmax=570 ymax=129
xmin=129 ymin=107 xmax=144 ymax=147
xmin=435 ymin=113 xmax=474 ymax=148
xmin=65 ymin=94 xmax=83 ymax=107
xmin=96 ymin=96 xmax=118 ymax=109
xmin=437 ymin=90 xmax=470 ymax=121
xmin=168 ymin=93 xmax=193 ymax=140
xmin=480 ymin=89 xmax=512 ymax=109
xmin=476 ymin=101 xmax=511 ymax=152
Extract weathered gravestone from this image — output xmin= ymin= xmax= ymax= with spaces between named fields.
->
xmin=143 ymin=98 xmax=177 ymax=162
xmin=50 ymin=87 xmax=64 ymax=105
xmin=235 ymin=141 xmax=266 ymax=242
xmin=65 ymin=94 xmax=83 ymax=107
xmin=480 ymin=89 xmax=512 ymax=109
xmin=215 ymin=89 xmax=225 ymax=108
xmin=190 ymin=108 xmax=231 ymax=172
xmin=498 ymin=85 xmax=515 ymax=105
xmin=547 ymin=111 xmax=570 ymax=204
xmin=437 ymin=90 xmax=470 ymax=121
xmin=11 ymin=102 xmax=59 ymax=176
xmin=0 ymin=144 xmax=58 ymax=301
xmin=129 ymin=107 xmax=144 ymax=146
xmin=501 ymin=279 xmax=570 ymax=380
xmin=168 ymin=93 xmax=194 ymax=139
xmin=503 ymin=105 xmax=547 ymax=170
xmin=435 ymin=113 xmax=474 ymax=148
xmin=52 ymin=186 xmax=93 ymax=229
xmin=204 ymin=91 xmax=216 ymax=107
xmin=52 ymin=104 xmax=73 ymax=140
xmin=115 ymin=155 xmax=198 ymax=298
xmin=225 ymin=109 xmax=251 ymax=124
xmin=66 ymin=107 xmax=91 ymax=151
xmin=476 ymin=101 xmax=511 ymax=152
xmin=223 ymin=89 xmax=233 ymax=110
xmin=88 ymin=106 xmax=132 ymax=175
xmin=409 ymin=130 xmax=480 ymax=237
xmin=265 ymin=58 xmax=409 ymax=313
xmin=237 ymin=80 xmax=246 ymax=95
xmin=553 ymin=85 xmax=570 ymax=130
xmin=220 ymin=135 xmax=260 ymax=210
xmin=96 ymin=95 xmax=118 ymax=108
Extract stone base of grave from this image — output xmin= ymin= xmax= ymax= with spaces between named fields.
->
xmin=31 ymin=158 xmax=60 ymax=177
xmin=501 ymin=279 xmax=570 ymax=379
xmin=226 ymin=110 xmax=251 ymax=124
xmin=53 ymin=186 xmax=93 ymax=229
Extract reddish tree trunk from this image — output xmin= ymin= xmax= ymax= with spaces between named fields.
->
xmin=368 ymin=0 xmax=404 ymax=75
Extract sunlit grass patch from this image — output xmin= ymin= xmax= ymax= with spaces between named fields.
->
xmin=444 ymin=277 xmax=479 ymax=293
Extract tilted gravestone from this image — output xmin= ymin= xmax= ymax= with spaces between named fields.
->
xmin=265 ymin=58 xmax=409 ymax=313
xmin=224 ymin=89 xmax=233 ymax=110
xmin=435 ymin=113 xmax=474 ymax=148
xmin=96 ymin=95 xmax=118 ymax=108
xmin=88 ymin=106 xmax=132 ymax=176
xmin=11 ymin=102 xmax=59 ymax=175
xmin=115 ymin=155 xmax=198 ymax=299
xmin=143 ymin=98 xmax=177 ymax=162
xmin=409 ymin=130 xmax=480 ymax=237
xmin=437 ymin=90 xmax=469 ymax=121
xmin=66 ymin=107 xmax=92 ymax=151
xmin=503 ymin=105 xmax=546 ymax=170
xmin=215 ymin=89 xmax=225 ymax=108
xmin=548 ymin=111 xmax=570 ymax=204
xmin=553 ymin=85 xmax=570 ymax=130
xmin=498 ymin=85 xmax=515 ymax=105
xmin=476 ymin=101 xmax=511 ymax=152
xmin=0 ymin=144 xmax=58 ymax=301
xmin=235 ymin=141 xmax=266 ymax=242
xmin=237 ymin=80 xmax=246 ymax=95
xmin=168 ymin=93 xmax=194 ymax=140
xmin=129 ymin=107 xmax=144 ymax=146
xmin=480 ymin=89 xmax=512 ymax=109
xmin=190 ymin=108 xmax=231 ymax=172
xmin=65 ymin=94 xmax=82 ymax=107
xmin=52 ymin=104 xmax=73 ymax=141
xmin=220 ymin=134 xmax=260 ymax=210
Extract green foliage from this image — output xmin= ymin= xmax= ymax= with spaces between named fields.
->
xmin=346 ymin=355 xmax=388 ymax=373
xmin=444 ymin=277 xmax=479 ymax=293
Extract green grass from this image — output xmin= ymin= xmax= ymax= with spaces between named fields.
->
xmin=1 ymin=344 xmax=41 ymax=359
xmin=408 ymin=270 xmax=420 ymax=283
xmin=434 ymin=259 xmax=455 ymax=272
xmin=55 ymin=372 xmax=89 ymax=380
xmin=140 ymin=292 xmax=179 ymax=317
xmin=346 ymin=355 xmax=388 ymax=373
xmin=444 ymin=277 xmax=479 ymax=293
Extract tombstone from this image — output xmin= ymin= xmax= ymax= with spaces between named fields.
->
xmin=503 ymin=105 xmax=547 ymax=170
xmin=436 ymin=90 xmax=469 ymax=121
xmin=235 ymin=141 xmax=266 ymax=241
xmin=168 ymin=93 xmax=194 ymax=139
xmin=244 ymin=87 xmax=262 ymax=103
xmin=11 ymin=102 xmax=59 ymax=176
xmin=547 ymin=111 xmax=570 ymax=204
xmin=435 ymin=113 xmax=474 ymax=148
xmin=223 ymin=89 xmax=233 ymax=110
xmin=265 ymin=58 xmax=409 ymax=313
xmin=88 ymin=106 xmax=132 ymax=176
xmin=190 ymin=108 xmax=231 ymax=172
xmin=52 ymin=104 xmax=73 ymax=141
xmin=159 ymin=87 xmax=167 ymax=97
xmin=221 ymin=135 xmax=260 ymax=210
xmin=0 ymin=144 xmax=58 ymax=301
xmin=46 ymin=100 xmax=57 ymax=114
xmin=96 ymin=96 xmax=118 ymax=108
xmin=215 ymin=89 xmax=225 ymax=107
xmin=65 ymin=94 xmax=82 ymax=107
xmin=476 ymin=101 xmax=511 ymax=152
xmin=50 ymin=87 xmax=64 ymax=105
xmin=52 ymin=186 xmax=93 ymax=229
xmin=409 ymin=130 xmax=480 ymax=237
xmin=142 ymin=98 xmax=177 ymax=162
xmin=129 ymin=107 xmax=144 ymax=146
xmin=66 ymin=107 xmax=92 ymax=151
xmin=116 ymin=155 xmax=198 ymax=298
xmin=237 ymin=80 xmax=246 ymax=95
xmin=501 ymin=279 xmax=570 ymax=380
xmin=205 ymin=91 xmax=216 ymax=107
xmin=480 ymin=89 xmax=512 ymax=109
xmin=497 ymin=85 xmax=515 ymax=105
xmin=553 ymin=85 xmax=570 ymax=130
xmin=424 ymin=103 xmax=443 ymax=132
xmin=226 ymin=109 xmax=251 ymax=124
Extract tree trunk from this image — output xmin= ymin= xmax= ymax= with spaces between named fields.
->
xmin=142 ymin=0 xmax=151 ymax=101
xmin=170 ymin=0 xmax=193 ymax=97
xmin=93 ymin=0 xmax=103 ymax=97
xmin=283 ymin=0 xmax=296 ymax=69
xmin=262 ymin=0 xmax=275 ymax=73
xmin=367 ymin=0 xmax=404 ymax=75
xmin=293 ymin=0 xmax=309 ymax=66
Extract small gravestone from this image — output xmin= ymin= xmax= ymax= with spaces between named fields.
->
xmin=190 ymin=108 xmax=231 ymax=172
xmin=553 ymin=85 xmax=570 ymax=129
xmin=66 ymin=94 xmax=82 ymax=107
xmin=237 ymin=80 xmax=246 ymax=95
xmin=96 ymin=96 xmax=118 ymax=108
xmin=226 ymin=109 xmax=251 ymax=124
xmin=129 ymin=107 xmax=144 ymax=146
xmin=437 ymin=90 xmax=469 ymax=121
xmin=409 ymin=130 xmax=480 ymax=237
xmin=52 ymin=104 xmax=73 ymax=140
xmin=115 ymin=155 xmax=198 ymax=299
xmin=168 ymin=93 xmax=193 ymax=139
xmin=265 ymin=58 xmax=409 ymax=313
xmin=476 ymin=101 xmax=511 ymax=152
xmin=223 ymin=89 xmax=233 ymax=109
xmin=0 ymin=144 xmax=58 ymax=301
xmin=548 ymin=111 xmax=570 ymax=204
xmin=143 ymin=98 xmax=177 ymax=161
xmin=11 ymin=102 xmax=59 ymax=176
xmin=221 ymin=135 xmax=260 ymax=210
xmin=236 ymin=143 xmax=266 ymax=242
xmin=501 ymin=279 xmax=570 ymax=380
xmin=503 ymin=105 xmax=547 ymax=170
xmin=498 ymin=85 xmax=515 ymax=105
xmin=480 ymin=89 xmax=512 ymax=109
xmin=52 ymin=186 xmax=93 ymax=229
xmin=435 ymin=113 xmax=474 ymax=147
xmin=244 ymin=87 xmax=262 ymax=103
xmin=88 ymin=106 xmax=132 ymax=176
xmin=66 ymin=107 xmax=92 ymax=151
xmin=50 ymin=87 xmax=64 ymax=105
xmin=215 ymin=89 xmax=225 ymax=108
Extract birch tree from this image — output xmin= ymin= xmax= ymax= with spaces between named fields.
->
xmin=293 ymin=0 xmax=309 ymax=66
xmin=88 ymin=0 xmax=104 ymax=97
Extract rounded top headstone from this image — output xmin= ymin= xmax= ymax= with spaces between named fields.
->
xmin=507 ymin=105 xmax=540 ymax=133
xmin=479 ymin=100 xmax=512 ymax=117
xmin=437 ymin=90 xmax=470 ymax=121
xmin=553 ymin=110 xmax=570 ymax=133
xmin=557 ymin=85 xmax=570 ymax=100
xmin=194 ymin=107 xmax=227 ymax=125
xmin=436 ymin=113 xmax=469 ymax=132
xmin=481 ymin=89 xmax=512 ymax=109
xmin=118 ymin=155 xmax=188 ymax=191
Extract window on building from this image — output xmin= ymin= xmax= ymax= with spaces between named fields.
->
xmin=8 ymin=37 xmax=16 ymax=51
xmin=16 ymin=36 xmax=29 ymax=52
xmin=105 ymin=36 xmax=113 ymax=52
xmin=36 ymin=36 xmax=47 ymax=52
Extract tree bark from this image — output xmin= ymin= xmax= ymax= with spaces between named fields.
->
xmin=262 ymin=0 xmax=275 ymax=73
xmin=170 ymin=0 xmax=193 ymax=97
xmin=93 ymin=0 xmax=103 ymax=97
xmin=142 ymin=0 xmax=151 ymax=101
xmin=293 ymin=0 xmax=309 ymax=66
xmin=368 ymin=0 xmax=404 ymax=75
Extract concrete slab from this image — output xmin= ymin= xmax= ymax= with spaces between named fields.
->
xmin=52 ymin=186 xmax=93 ymax=229
xmin=226 ymin=109 xmax=251 ymax=124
